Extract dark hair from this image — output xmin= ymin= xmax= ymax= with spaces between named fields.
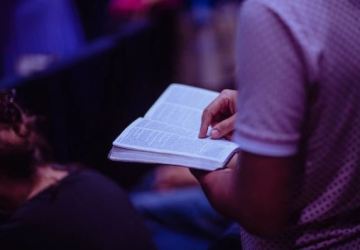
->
xmin=0 ymin=90 xmax=51 ymax=180
xmin=0 ymin=146 xmax=36 ymax=180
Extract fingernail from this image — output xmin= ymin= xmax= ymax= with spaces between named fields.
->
xmin=211 ymin=129 xmax=220 ymax=138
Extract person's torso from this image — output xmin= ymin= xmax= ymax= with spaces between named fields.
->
xmin=240 ymin=0 xmax=360 ymax=249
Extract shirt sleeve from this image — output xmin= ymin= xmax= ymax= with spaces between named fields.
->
xmin=233 ymin=0 xmax=308 ymax=157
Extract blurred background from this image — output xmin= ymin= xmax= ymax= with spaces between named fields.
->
xmin=0 ymin=0 xmax=241 ymax=188
xmin=1 ymin=1 xmax=245 ymax=249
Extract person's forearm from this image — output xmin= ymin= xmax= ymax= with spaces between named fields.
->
xmin=198 ymin=165 xmax=290 ymax=237
xmin=198 ymin=169 xmax=240 ymax=220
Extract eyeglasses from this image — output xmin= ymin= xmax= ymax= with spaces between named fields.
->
xmin=0 ymin=89 xmax=22 ymax=126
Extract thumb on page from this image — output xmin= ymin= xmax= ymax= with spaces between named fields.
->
xmin=211 ymin=114 xmax=236 ymax=139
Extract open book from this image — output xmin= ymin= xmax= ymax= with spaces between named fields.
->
xmin=108 ymin=83 xmax=240 ymax=171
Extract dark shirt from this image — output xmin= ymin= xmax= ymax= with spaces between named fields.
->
xmin=0 ymin=169 xmax=155 ymax=250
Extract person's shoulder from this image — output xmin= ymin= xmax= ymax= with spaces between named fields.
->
xmin=241 ymin=0 xmax=297 ymax=17
xmin=237 ymin=0 xmax=301 ymax=37
xmin=66 ymin=168 xmax=114 ymax=185
xmin=241 ymin=0 xmax=319 ymax=21
xmin=61 ymin=169 xmax=127 ymax=198
xmin=9 ymin=169 xmax=125 ymax=219
xmin=240 ymin=0 xmax=324 ymax=49
xmin=240 ymin=0 xmax=286 ymax=11
xmin=238 ymin=0 xmax=295 ymax=26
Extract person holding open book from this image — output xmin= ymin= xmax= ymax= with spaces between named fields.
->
xmin=193 ymin=0 xmax=360 ymax=249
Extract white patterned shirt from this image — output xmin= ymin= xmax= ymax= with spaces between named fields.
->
xmin=233 ymin=0 xmax=360 ymax=249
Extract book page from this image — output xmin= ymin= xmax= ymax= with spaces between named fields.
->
xmin=109 ymin=147 xmax=229 ymax=170
xmin=113 ymin=118 xmax=239 ymax=162
xmin=144 ymin=84 xmax=218 ymax=131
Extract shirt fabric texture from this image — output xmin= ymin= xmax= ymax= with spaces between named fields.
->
xmin=233 ymin=0 xmax=360 ymax=249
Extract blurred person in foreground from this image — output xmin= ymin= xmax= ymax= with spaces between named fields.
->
xmin=193 ymin=0 xmax=360 ymax=249
xmin=0 ymin=90 xmax=155 ymax=250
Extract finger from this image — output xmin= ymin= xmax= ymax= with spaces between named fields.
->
xmin=224 ymin=132 xmax=234 ymax=141
xmin=199 ymin=108 xmax=213 ymax=138
xmin=211 ymin=114 xmax=236 ymax=139
xmin=199 ymin=96 xmax=228 ymax=138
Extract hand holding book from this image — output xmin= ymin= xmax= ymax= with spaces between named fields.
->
xmin=199 ymin=89 xmax=237 ymax=140
xmin=109 ymin=84 xmax=240 ymax=171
